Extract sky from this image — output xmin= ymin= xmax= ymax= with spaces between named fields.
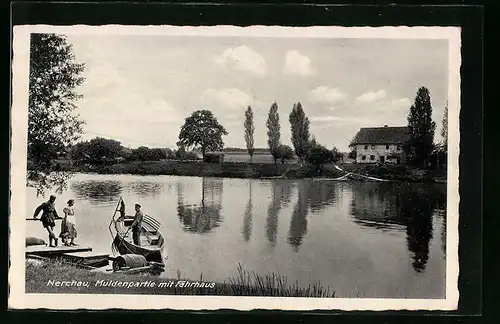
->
xmin=65 ymin=34 xmax=449 ymax=152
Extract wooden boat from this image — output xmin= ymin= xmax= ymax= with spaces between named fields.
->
xmin=109 ymin=197 xmax=165 ymax=263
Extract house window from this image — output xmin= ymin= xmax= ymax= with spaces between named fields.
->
xmin=397 ymin=145 xmax=401 ymax=150
xmin=361 ymin=155 xmax=366 ymax=160
xmin=370 ymin=155 xmax=375 ymax=161
xmin=364 ymin=145 xmax=368 ymax=150
xmin=371 ymin=145 xmax=375 ymax=149
xmin=386 ymin=145 xmax=390 ymax=150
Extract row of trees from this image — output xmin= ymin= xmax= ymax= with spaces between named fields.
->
xmin=244 ymin=101 xmax=342 ymax=167
xmin=69 ymin=137 xmax=199 ymax=164
xmin=174 ymin=103 xmax=341 ymax=168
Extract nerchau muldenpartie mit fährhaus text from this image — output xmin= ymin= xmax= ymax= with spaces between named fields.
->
xmin=46 ymin=279 xmax=217 ymax=289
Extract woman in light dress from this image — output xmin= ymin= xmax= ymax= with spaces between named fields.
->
xmin=59 ymin=199 xmax=78 ymax=246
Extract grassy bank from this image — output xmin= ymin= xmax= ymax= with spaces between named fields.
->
xmin=51 ymin=160 xmax=345 ymax=179
xmin=43 ymin=159 xmax=446 ymax=183
xmin=26 ymin=258 xmax=335 ymax=297
xmin=341 ymin=163 xmax=447 ymax=183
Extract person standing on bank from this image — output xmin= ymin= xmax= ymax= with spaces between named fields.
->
xmin=33 ymin=195 xmax=61 ymax=247
xmin=59 ymin=199 xmax=78 ymax=246
xmin=130 ymin=203 xmax=144 ymax=246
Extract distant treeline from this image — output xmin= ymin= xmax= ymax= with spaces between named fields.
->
xmin=223 ymin=147 xmax=273 ymax=154
xmin=66 ymin=137 xmax=199 ymax=164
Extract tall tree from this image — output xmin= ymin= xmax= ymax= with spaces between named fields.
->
xmin=244 ymin=106 xmax=255 ymax=162
xmin=28 ymin=33 xmax=86 ymax=196
xmin=86 ymin=137 xmax=123 ymax=163
xmin=177 ymin=110 xmax=228 ymax=160
xmin=441 ymin=102 xmax=448 ymax=152
xmin=266 ymin=102 xmax=281 ymax=164
xmin=331 ymin=146 xmax=343 ymax=163
xmin=406 ymin=87 xmax=437 ymax=165
xmin=289 ymin=102 xmax=310 ymax=164
xmin=307 ymin=142 xmax=334 ymax=172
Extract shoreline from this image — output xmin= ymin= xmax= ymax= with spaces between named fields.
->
xmin=37 ymin=160 xmax=446 ymax=184
xmin=26 ymin=257 xmax=335 ymax=297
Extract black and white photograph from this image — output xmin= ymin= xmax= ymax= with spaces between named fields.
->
xmin=9 ymin=25 xmax=460 ymax=311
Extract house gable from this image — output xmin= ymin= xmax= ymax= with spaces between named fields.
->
xmin=351 ymin=126 xmax=410 ymax=145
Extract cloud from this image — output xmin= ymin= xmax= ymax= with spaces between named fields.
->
xmin=310 ymin=86 xmax=348 ymax=105
xmin=310 ymin=115 xmax=369 ymax=124
xmin=84 ymin=64 xmax=126 ymax=91
xmin=215 ymin=45 xmax=267 ymax=75
xmin=310 ymin=116 xmax=342 ymax=122
xmin=200 ymin=88 xmax=253 ymax=111
xmin=81 ymin=95 xmax=182 ymax=125
xmin=355 ymin=90 xmax=387 ymax=103
xmin=284 ymin=50 xmax=314 ymax=76
xmin=391 ymin=97 xmax=412 ymax=108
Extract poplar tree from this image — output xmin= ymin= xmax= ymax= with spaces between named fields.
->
xmin=266 ymin=102 xmax=281 ymax=164
xmin=406 ymin=87 xmax=436 ymax=165
xmin=289 ymin=102 xmax=310 ymax=164
xmin=244 ymin=106 xmax=255 ymax=162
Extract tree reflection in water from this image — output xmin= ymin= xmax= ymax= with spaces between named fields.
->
xmin=176 ymin=177 xmax=223 ymax=234
xmin=350 ymin=182 xmax=446 ymax=273
xmin=307 ymin=180 xmax=337 ymax=213
xmin=287 ymin=180 xmax=309 ymax=251
xmin=266 ymin=180 xmax=295 ymax=246
xmin=127 ymin=181 xmax=164 ymax=198
xmin=242 ymin=181 xmax=253 ymax=242
xmin=71 ymin=180 xmax=123 ymax=204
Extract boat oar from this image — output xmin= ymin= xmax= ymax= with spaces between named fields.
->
xmin=116 ymin=225 xmax=133 ymax=250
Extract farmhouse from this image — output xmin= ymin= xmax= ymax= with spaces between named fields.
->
xmin=350 ymin=125 xmax=410 ymax=164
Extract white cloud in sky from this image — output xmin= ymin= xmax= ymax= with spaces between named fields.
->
xmin=84 ymin=64 xmax=126 ymax=90
xmin=310 ymin=86 xmax=348 ymax=105
xmin=215 ymin=45 xmax=267 ymax=75
xmin=200 ymin=88 xmax=252 ymax=111
xmin=310 ymin=116 xmax=342 ymax=122
xmin=355 ymin=90 xmax=387 ymax=103
xmin=310 ymin=115 xmax=370 ymax=124
xmin=284 ymin=50 xmax=314 ymax=76
xmin=391 ymin=97 xmax=412 ymax=108
xmin=81 ymin=94 xmax=181 ymax=125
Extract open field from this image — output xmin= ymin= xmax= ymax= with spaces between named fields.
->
xmin=222 ymin=152 xmax=296 ymax=164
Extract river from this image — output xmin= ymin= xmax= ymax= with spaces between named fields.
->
xmin=25 ymin=173 xmax=447 ymax=298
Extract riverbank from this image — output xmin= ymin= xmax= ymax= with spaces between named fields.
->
xmin=26 ymin=258 xmax=335 ymax=297
xmin=340 ymin=163 xmax=447 ymax=183
xmin=43 ymin=160 xmax=446 ymax=183
xmin=51 ymin=160 xmax=345 ymax=179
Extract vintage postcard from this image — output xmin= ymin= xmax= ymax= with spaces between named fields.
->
xmin=10 ymin=24 xmax=461 ymax=311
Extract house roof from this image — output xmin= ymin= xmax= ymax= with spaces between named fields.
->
xmin=351 ymin=126 xmax=410 ymax=145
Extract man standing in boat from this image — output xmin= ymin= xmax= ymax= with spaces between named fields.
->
xmin=130 ymin=203 xmax=144 ymax=246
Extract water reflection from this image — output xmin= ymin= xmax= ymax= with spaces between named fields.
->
xmin=176 ymin=177 xmax=223 ymax=234
xmin=242 ymin=181 xmax=253 ymax=242
xmin=127 ymin=181 xmax=164 ymax=198
xmin=288 ymin=180 xmax=309 ymax=251
xmin=71 ymin=180 xmax=122 ymax=204
xmin=350 ymin=183 xmax=406 ymax=230
xmin=307 ymin=181 xmax=338 ymax=213
xmin=266 ymin=180 xmax=294 ymax=246
xmin=350 ymin=183 xmax=446 ymax=273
